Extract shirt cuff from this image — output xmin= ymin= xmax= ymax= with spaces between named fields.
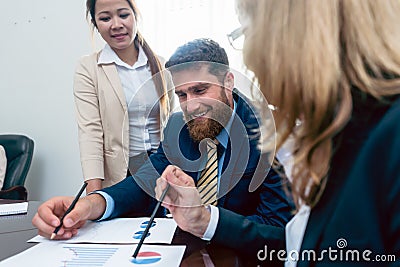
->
xmin=88 ymin=191 xmax=115 ymax=221
xmin=201 ymin=205 xmax=219 ymax=241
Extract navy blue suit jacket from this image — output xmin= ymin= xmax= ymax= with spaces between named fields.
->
xmin=101 ymin=89 xmax=294 ymax=228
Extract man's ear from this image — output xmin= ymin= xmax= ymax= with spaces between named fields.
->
xmin=224 ymin=72 xmax=235 ymax=90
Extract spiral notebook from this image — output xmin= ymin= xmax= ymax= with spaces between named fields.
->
xmin=0 ymin=199 xmax=28 ymax=216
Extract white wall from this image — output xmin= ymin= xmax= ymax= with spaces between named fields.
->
xmin=0 ymin=0 xmax=244 ymax=200
xmin=0 ymin=0 xmax=93 ymax=200
xmin=136 ymin=0 xmax=246 ymax=71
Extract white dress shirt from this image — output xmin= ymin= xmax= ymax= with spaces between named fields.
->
xmin=98 ymin=44 xmax=161 ymax=157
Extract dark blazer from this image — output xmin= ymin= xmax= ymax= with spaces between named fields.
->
xmin=297 ymin=95 xmax=400 ymax=267
xmin=101 ymin=89 xmax=294 ymax=228
xmin=212 ymin=95 xmax=400 ymax=266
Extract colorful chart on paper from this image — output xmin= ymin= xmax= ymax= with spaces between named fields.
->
xmin=28 ymin=218 xmax=177 ymax=244
xmin=0 ymin=243 xmax=185 ymax=267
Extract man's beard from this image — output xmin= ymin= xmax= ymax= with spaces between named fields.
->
xmin=185 ymin=91 xmax=232 ymax=142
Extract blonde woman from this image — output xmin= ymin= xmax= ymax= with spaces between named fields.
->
xmin=76 ymin=0 xmax=176 ymax=193
xmin=155 ymin=0 xmax=400 ymax=265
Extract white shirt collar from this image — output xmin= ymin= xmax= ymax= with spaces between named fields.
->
xmin=98 ymin=44 xmax=148 ymax=70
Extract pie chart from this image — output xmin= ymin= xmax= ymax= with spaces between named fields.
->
xmin=130 ymin=251 xmax=162 ymax=264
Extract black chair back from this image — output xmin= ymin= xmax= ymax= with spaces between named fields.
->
xmin=0 ymin=135 xmax=34 ymax=200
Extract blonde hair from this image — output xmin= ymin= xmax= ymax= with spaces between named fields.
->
xmin=239 ymin=0 xmax=400 ymax=207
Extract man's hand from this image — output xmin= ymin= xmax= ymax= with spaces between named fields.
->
xmin=32 ymin=194 xmax=106 ymax=240
xmin=155 ymin=165 xmax=211 ymax=238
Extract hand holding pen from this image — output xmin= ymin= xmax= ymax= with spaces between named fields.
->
xmin=32 ymin=182 xmax=112 ymax=240
xmin=50 ymin=182 xmax=88 ymax=239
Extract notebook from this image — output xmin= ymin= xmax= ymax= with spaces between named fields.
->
xmin=0 ymin=199 xmax=28 ymax=216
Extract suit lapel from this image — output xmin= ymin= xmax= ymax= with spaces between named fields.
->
xmin=166 ymin=115 xmax=204 ymax=181
xmin=218 ymin=101 xmax=248 ymax=207
xmin=102 ymin=64 xmax=127 ymax=112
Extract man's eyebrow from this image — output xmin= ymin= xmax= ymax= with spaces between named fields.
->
xmin=187 ymin=83 xmax=212 ymax=91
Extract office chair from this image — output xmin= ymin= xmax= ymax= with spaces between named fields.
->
xmin=0 ymin=134 xmax=34 ymax=200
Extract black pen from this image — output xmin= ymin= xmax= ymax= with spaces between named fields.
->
xmin=132 ymin=183 xmax=170 ymax=258
xmin=50 ymin=182 xmax=88 ymax=240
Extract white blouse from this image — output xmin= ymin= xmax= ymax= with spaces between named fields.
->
xmin=98 ymin=45 xmax=161 ymax=157
xmin=285 ymin=204 xmax=311 ymax=267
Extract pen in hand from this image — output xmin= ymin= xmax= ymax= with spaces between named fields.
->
xmin=132 ymin=183 xmax=170 ymax=259
xmin=50 ymin=182 xmax=88 ymax=240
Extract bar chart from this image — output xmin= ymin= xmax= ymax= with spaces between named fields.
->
xmin=61 ymin=245 xmax=118 ymax=266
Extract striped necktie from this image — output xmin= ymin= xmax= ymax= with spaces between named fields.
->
xmin=197 ymin=139 xmax=218 ymax=206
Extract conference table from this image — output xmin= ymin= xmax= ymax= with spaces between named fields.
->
xmin=0 ymin=201 xmax=249 ymax=266
xmin=0 ymin=201 xmax=40 ymax=261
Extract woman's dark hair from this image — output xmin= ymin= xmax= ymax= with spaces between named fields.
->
xmin=85 ymin=0 xmax=169 ymax=112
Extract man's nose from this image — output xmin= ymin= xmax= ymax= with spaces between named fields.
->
xmin=185 ymin=98 xmax=201 ymax=114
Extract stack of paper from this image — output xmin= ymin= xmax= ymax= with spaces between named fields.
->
xmin=0 ymin=199 xmax=28 ymax=216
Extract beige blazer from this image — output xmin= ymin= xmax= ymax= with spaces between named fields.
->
xmin=0 ymin=145 xmax=6 ymax=189
xmin=73 ymin=52 xmax=176 ymax=188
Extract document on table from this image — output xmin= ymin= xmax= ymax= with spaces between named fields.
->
xmin=28 ymin=217 xmax=177 ymax=244
xmin=0 ymin=243 xmax=186 ymax=267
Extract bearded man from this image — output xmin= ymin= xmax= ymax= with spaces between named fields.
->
xmin=32 ymin=39 xmax=294 ymax=242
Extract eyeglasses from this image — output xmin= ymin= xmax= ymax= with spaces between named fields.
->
xmin=227 ymin=26 xmax=244 ymax=50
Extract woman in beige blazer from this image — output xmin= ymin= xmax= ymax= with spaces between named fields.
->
xmin=74 ymin=0 xmax=176 ymax=193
